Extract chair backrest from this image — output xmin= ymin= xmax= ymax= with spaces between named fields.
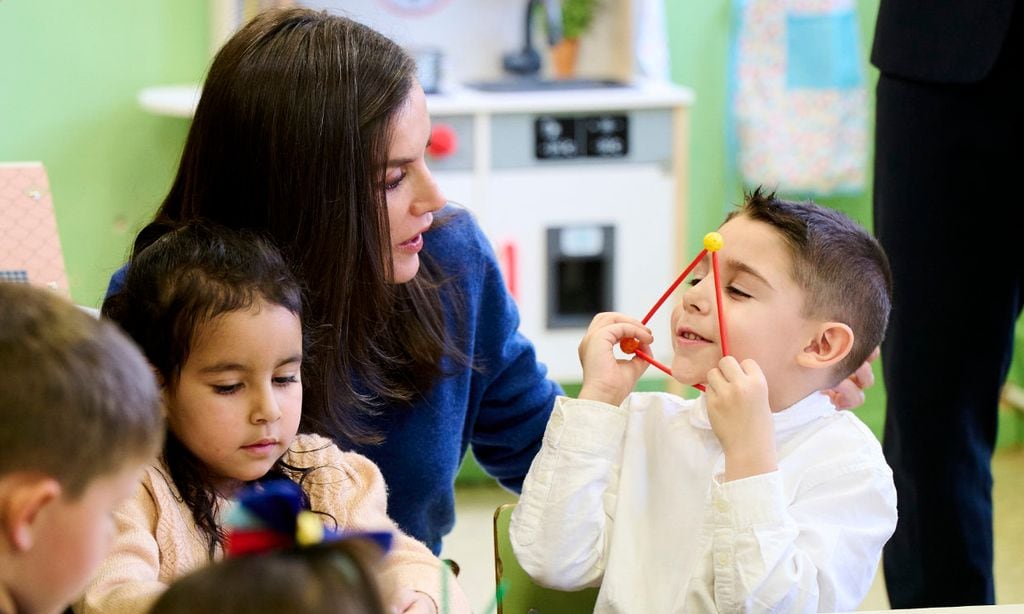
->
xmin=493 ymin=503 xmax=600 ymax=614
xmin=0 ymin=162 xmax=69 ymax=296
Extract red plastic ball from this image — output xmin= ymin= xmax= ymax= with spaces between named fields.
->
xmin=619 ymin=337 xmax=639 ymax=354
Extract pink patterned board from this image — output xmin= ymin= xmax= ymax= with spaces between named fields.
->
xmin=0 ymin=162 xmax=69 ymax=297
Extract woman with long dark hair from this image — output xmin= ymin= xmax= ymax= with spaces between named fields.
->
xmin=113 ymin=8 xmax=561 ymax=554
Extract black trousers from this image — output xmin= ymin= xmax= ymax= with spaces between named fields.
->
xmin=873 ymin=12 xmax=1023 ymax=608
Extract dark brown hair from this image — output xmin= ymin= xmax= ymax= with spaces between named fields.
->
xmin=148 ymin=542 xmax=387 ymax=614
xmin=0 ymin=284 xmax=162 ymax=498
xmin=727 ymin=187 xmax=893 ymax=382
xmin=135 ymin=8 xmax=459 ymax=444
xmin=103 ymin=221 xmax=309 ymax=556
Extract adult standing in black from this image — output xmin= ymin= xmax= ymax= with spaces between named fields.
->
xmin=872 ymin=0 xmax=1023 ymax=607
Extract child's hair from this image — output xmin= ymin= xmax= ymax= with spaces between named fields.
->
xmin=727 ymin=188 xmax=893 ymax=381
xmin=0 ymin=284 xmax=162 ymax=497
xmin=149 ymin=479 xmax=389 ymax=614
xmin=147 ymin=542 xmax=387 ymax=614
xmin=101 ymin=221 xmax=307 ymax=556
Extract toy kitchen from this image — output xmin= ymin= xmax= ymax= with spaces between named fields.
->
xmin=141 ymin=0 xmax=695 ymax=384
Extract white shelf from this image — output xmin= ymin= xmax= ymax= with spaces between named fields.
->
xmin=137 ymin=85 xmax=202 ymax=118
xmin=137 ymin=80 xmax=694 ymax=119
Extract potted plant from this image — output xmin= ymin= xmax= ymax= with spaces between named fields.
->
xmin=551 ymin=0 xmax=601 ymax=78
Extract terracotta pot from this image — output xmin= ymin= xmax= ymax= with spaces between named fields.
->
xmin=551 ymin=37 xmax=580 ymax=79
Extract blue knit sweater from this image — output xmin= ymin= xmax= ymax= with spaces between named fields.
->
xmin=108 ymin=207 xmax=561 ymax=554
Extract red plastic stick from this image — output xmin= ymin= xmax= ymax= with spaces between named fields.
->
xmin=711 ymin=251 xmax=730 ymax=356
xmin=641 ymin=249 xmax=708 ymax=325
xmin=633 ymin=350 xmax=706 ymax=391
xmin=634 ymin=349 xmax=671 ymax=376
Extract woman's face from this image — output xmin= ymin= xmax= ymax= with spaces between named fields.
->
xmin=385 ymin=82 xmax=447 ymax=284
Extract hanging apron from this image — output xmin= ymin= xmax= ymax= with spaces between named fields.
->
xmin=731 ymin=0 xmax=867 ymax=195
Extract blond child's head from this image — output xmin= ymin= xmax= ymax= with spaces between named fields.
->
xmin=0 ymin=284 xmax=162 ymax=614
xmin=671 ymin=188 xmax=892 ymax=410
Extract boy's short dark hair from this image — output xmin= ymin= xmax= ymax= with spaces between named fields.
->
xmin=0 ymin=284 xmax=162 ymax=498
xmin=728 ymin=188 xmax=893 ymax=382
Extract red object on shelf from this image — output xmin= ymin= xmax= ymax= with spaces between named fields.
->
xmin=427 ymin=123 xmax=458 ymax=159
xmin=501 ymin=241 xmax=518 ymax=301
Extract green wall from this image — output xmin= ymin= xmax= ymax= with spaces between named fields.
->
xmin=4 ymin=1 xmax=1021 ymax=446
xmin=0 ymin=0 xmax=210 ymax=307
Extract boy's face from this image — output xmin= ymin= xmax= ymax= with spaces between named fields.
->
xmin=18 ymin=464 xmax=143 ymax=614
xmin=671 ymin=215 xmax=819 ymax=405
xmin=166 ymin=300 xmax=303 ymax=494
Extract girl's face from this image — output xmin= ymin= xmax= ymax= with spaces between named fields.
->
xmin=165 ymin=300 xmax=303 ymax=494
xmin=385 ymin=82 xmax=447 ymax=284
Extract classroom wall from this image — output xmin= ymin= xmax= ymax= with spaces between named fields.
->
xmin=3 ymin=1 xmax=882 ymax=308
xmin=3 ymin=0 xmax=1020 ymax=445
xmin=0 ymin=1 xmax=210 ymax=307
xmin=0 ymin=0 xmax=885 ymax=437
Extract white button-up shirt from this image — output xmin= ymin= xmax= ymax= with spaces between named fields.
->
xmin=511 ymin=392 xmax=897 ymax=613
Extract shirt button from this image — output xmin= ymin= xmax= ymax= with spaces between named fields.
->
xmin=717 ymin=552 xmax=731 ymax=565
xmin=716 ymin=498 xmax=730 ymax=513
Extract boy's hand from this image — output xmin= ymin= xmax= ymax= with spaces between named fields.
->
xmin=705 ymin=356 xmax=778 ymax=482
xmin=577 ymin=312 xmax=654 ymax=406
xmin=389 ymin=589 xmax=437 ymax=613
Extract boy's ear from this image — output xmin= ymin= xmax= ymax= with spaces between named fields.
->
xmin=0 ymin=474 xmax=62 ymax=552
xmin=797 ymin=321 xmax=854 ymax=370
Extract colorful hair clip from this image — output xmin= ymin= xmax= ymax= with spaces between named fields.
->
xmin=224 ymin=479 xmax=394 ymax=557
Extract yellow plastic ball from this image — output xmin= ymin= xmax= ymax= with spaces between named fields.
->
xmin=296 ymin=510 xmax=324 ymax=546
xmin=703 ymin=232 xmax=724 ymax=252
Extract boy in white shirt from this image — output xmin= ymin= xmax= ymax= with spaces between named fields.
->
xmin=510 ymin=189 xmax=898 ymax=613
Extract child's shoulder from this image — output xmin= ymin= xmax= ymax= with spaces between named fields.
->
xmin=138 ymin=461 xmax=180 ymax=505
xmin=786 ymin=405 xmax=889 ymax=481
xmin=284 ymin=434 xmax=386 ymax=487
xmin=284 ymin=434 xmax=390 ymax=518
xmin=817 ymin=407 xmax=883 ymax=450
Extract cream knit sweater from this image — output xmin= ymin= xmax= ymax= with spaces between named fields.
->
xmin=75 ymin=434 xmax=468 ymax=613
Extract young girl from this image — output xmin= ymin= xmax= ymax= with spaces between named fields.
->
xmin=79 ymin=222 xmax=468 ymax=613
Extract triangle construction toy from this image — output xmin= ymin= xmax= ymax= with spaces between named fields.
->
xmin=618 ymin=232 xmax=730 ymax=392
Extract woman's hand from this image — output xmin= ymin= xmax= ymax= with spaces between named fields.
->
xmin=824 ymin=347 xmax=879 ymax=410
xmin=705 ymin=356 xmax=777 ymax=482
xmin=577 ymin=312 xmax=653 ymax=406
xmin=390 ymin=589 xmax=436 ymax=614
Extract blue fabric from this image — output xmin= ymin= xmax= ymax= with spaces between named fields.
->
xmin=107 ymin=207 xmax=561 ymax=554
xmin=786 ymin=10 xmax=863 ymax=89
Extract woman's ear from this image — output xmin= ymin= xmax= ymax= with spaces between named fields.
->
xmin=797 ymin=322 xmax=854 ymax=370
xmin=0 ymin=474 xmax=61 ymax=552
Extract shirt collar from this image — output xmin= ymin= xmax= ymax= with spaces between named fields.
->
xmin=688 ymin=390 xmax=837 ymax=432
